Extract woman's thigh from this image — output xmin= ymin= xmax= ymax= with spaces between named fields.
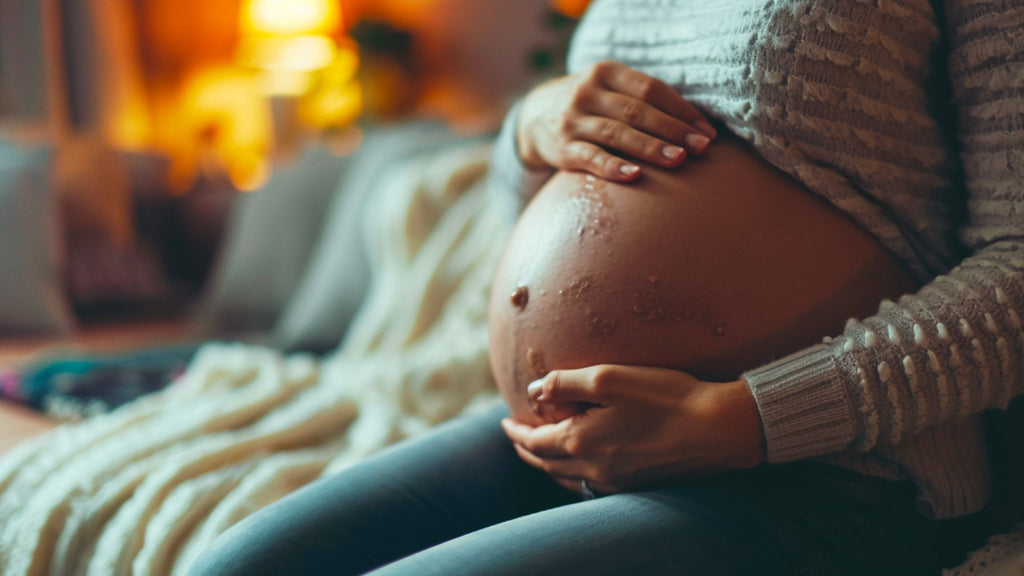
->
xmin=188 ymin=406 xmax=941 ymax=576
xmin=370 ymin=462 xmax=941 ymax=576
xmin=187 ymin=405 xmax=575 ymax=576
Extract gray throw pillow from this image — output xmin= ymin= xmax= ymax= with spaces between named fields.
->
xmin=0 ymin=139 xmax=73 ymax=334
xmin=274 ymin=122 xmax=464 ymax=352
xmin=201 ymin=146 xmax=350 ymax=333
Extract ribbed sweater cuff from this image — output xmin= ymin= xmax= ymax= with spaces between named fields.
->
xmin=742 ymin=345 xmax=856 ymax=463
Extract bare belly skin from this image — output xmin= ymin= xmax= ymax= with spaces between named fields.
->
xmin=488 ymin=132 xmax=919 ymax=425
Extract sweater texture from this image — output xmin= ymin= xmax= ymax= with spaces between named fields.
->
xmin=489 ymin=0 xmax=1024 ymax=519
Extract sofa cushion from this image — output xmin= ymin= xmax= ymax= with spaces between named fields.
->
xmin=0 ymin=139 xmax=73 ymax=335
xmin=201 ymin=146 xmax=350 ymax=332
xmin=274 ymin=122 xmax=463 ymax=352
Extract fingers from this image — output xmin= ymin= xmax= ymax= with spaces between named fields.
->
xmin=591 ymin=61 xmax=716 ymax=140
xmin=570 ymin=114 xmax=688 ymax=168
xmin=527 ymin=365 xmax=619 ymax=406
xmin=507 ymin=433 xmax=621 ymax=496
xmin=512 ymin=443 xmax=588 ymax=478
xmin=519 ymin=60 xmax=719 ymax=179
xmin=583 ymin=92 xmax=711 ymax=157
xmin=577 ymin=61 xmax=716 ymax=167
xmin=501 ymin=418 xmax=575 ymax=459
xmin=561 ymin=140 xmax=642 ymax=181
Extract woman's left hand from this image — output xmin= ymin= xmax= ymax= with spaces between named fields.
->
xmin=500 ymin=365 xmax=766 ymax=496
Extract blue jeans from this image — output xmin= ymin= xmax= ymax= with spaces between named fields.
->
xmin=188 ymin=406 xmax=952 ymax=575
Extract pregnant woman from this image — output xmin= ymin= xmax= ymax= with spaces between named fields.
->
xmin=190 ymin=1 xmax=1024 ymax=574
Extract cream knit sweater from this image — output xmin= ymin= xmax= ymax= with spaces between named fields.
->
xmin=489 ymin=0 xmax=1024 ymax=519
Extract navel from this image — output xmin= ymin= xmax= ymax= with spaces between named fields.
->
xmin=510 ymin=286 xmax=529 ymax=310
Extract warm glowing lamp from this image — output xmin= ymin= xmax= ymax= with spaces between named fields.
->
xmin=238 ymin=35 xmax=337 ymax=72
xmin=242 ymin=0 xmax=341 ymax=35
xmin=234 ymin=0 xmax=362 ymax=162
xmin=236 ymin=0 xmax=358 ymax=98
xmin=237 ymin=34 xmax=343 ymax=95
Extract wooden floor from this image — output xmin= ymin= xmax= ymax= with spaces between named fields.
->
xmin=0 ymin=318 xmax=197 ymax=456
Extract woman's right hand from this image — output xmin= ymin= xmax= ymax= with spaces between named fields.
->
xmin=516 ymin=61 xmax=718 ymax=181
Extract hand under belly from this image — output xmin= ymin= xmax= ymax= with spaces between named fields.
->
xmin=488 ymin=132 xmax=918 ymax=425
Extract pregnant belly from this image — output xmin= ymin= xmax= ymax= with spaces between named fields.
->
xmin=488 ymin=132 xmax=919 ymax=425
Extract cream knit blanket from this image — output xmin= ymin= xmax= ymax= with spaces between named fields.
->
xmin=0 ymin=141 xmax=508 ymax=576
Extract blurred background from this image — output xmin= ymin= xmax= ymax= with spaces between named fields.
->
xmin=0 ymin=0 xmax=589 ymax=362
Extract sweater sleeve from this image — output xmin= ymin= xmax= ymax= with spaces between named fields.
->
xmin=487 ymin=100 xmax=556 ymax=219
xmin=742 ymin=0 xmax=1024 ymax=463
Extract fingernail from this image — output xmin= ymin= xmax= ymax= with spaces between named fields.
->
xmin=527 ymin=378 xmax=544 ymax=399
xmin=685 ymin=133 xmax=710 ymax=152
xmin=619 ymin=164 xmax=640 ymax=176
xmin=695 ymin=120 xmax=717 ymax=138
xmin=661 ymin=146 xmax=685 ymax=161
